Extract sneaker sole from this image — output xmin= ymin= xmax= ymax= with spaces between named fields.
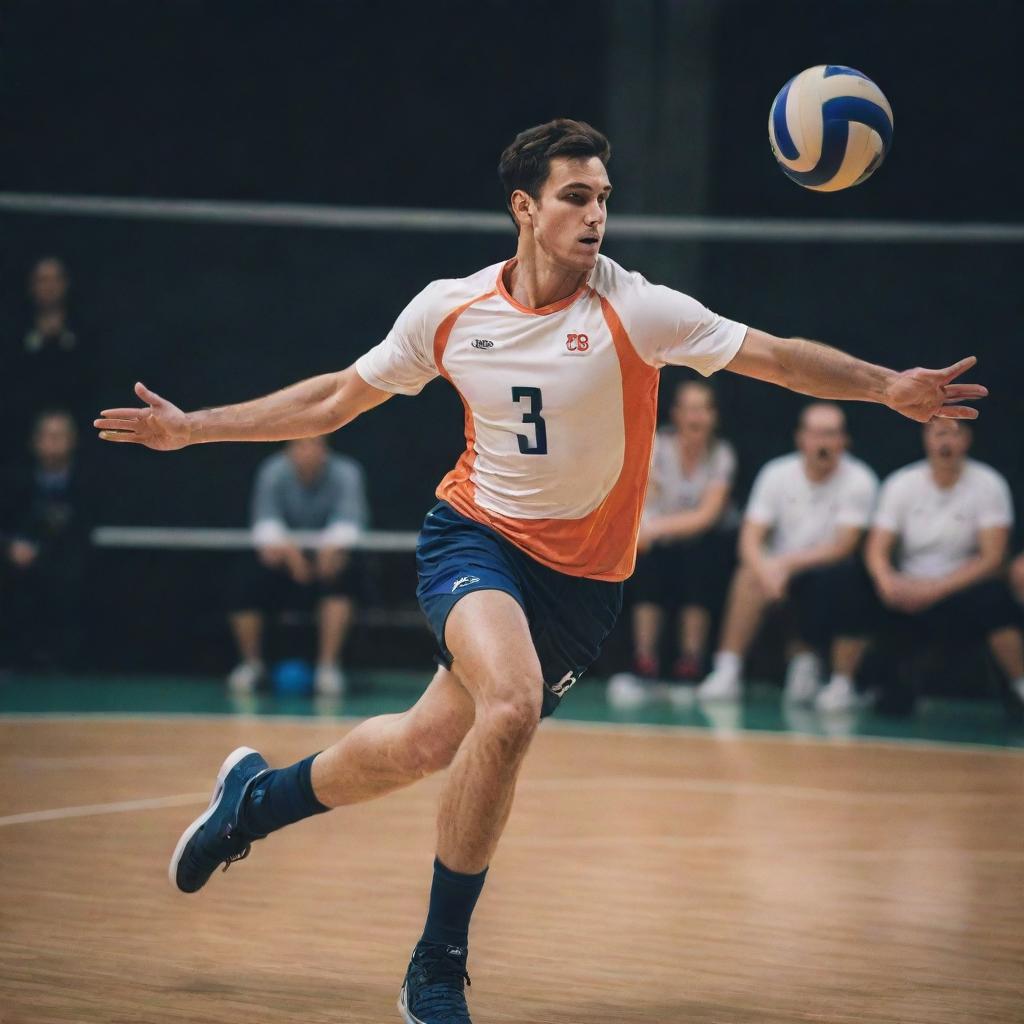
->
xmin=396 ymin=984 xmax=424 ymax=1024
xmin=167 ymin=745 xmax=260 ymax=892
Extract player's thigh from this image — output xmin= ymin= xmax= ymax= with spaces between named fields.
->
xmin=444 ymin=589 xmax=544 ymax=717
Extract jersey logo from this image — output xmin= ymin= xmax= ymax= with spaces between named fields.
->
xmin=451 ymin=575 xmax=481 ymax=593
xmin=547 ymin=670 xmax=579 ymax=697
xmin=471 ymin=338 xmax=494 ymax=350
xmin=565 ymin=333 xmax=590 ymax=352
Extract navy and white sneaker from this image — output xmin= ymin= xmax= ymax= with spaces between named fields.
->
xmin=398 ymin=941 xmax=472 ymax=1024
xmin=168 ymin=746 xmax=269 ymax=893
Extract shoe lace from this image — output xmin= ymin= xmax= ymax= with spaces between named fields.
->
xmin=414 ymin=947 xmax=471 ymax=1020
xmin=220 ymin=825 xmax=252 ymax=873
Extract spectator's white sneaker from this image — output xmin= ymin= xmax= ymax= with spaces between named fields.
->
xmin=696 ymin=670 xmax=742 ymax=702
xmin=607 ymin=673 xmax=654 ymax=709
xmin=815 ymin=675 xmax=858 ymax=713
xmin=227 ymin=660 xmax=264 ymax=694
xmin=783 ymin=653 xmax=822 ymax=705
xmin=315 ymin=664 xmax=346 ymax=697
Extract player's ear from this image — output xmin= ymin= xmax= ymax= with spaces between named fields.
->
xmin=509 ymin=189 xmax=533 ymax=231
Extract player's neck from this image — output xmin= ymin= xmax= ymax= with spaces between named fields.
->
xmin=505 ymin=248 xmax=589 ymax=310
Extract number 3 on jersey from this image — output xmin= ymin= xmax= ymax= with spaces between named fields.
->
xmin=511 ymin=386 xmax=548 ymax=455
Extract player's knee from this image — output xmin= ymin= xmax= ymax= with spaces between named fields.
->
xmin=477 ymin=691 xmax=541 ymax=748
xmin=416 ymin=728 xmax=463 ymax=776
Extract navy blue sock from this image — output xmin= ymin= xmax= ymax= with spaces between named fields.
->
xmin=420 ymin=857 xmax=488 ymax=949
xmin=241 ymin=753 xmax=329 ymax=836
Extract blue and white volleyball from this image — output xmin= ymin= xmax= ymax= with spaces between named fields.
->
xmin=769 ymin=65 xmax=893 ymax=192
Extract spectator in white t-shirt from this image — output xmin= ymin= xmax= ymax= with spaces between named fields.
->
xmin=698 ymin=402 xmax=878 ymax=704
xmin=863 ymin=419 xmax=1024 ymax=712
xmin=609 ymin=380 xmax=739 ymax=707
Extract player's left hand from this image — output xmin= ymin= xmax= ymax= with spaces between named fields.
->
xmin=885 ymin=357 xmax=988 ymax=423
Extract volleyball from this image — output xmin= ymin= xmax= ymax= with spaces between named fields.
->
xmin=769 ymin=65 xmax=893 ymax=192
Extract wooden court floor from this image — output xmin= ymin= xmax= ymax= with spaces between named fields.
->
xmin=1 ymin=715 xmax=1022 ymax=1024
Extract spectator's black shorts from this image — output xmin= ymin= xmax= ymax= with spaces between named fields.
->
xmin=883 ymin=578 xmax=1022 ymax=646
xmin=786 ymin=559 xmax=877 ymax=648
xmin=227 ymin=551 xmax=361 ymax=614
xmin=629 ymin=529 xmax=737 ymax=613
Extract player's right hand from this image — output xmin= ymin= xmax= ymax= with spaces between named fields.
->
xmin=94 ymin=382 xmax=191 ymax=451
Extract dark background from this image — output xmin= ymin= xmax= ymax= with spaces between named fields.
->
xmin=2 ymin=0 xmax=1022 ymax=671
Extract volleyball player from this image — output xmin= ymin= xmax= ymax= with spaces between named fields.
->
xmin=95 ymin=119 xmax=986 ymax=1024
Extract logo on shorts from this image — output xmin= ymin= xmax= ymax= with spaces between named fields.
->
xmin=451 ymin=575 xmax=481 ymax=593
xmin=471 ymin=338 xmax=494 ymax=350
xmin=565 ymin=333 xmax=589 ymax=352
xmin=548 ymin=670 xmax=579 ymax=697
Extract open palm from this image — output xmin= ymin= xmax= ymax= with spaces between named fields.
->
xmin=94 ymin=382 xmax=192 ymax=450
xmin=886 ymin=356 xmax=988 ymax=423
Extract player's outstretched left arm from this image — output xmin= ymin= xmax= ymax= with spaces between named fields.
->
xmin=95 ymin=366 xmax=392 ymax=450
xmin=727 ymin=329 xmax=987 ymax=422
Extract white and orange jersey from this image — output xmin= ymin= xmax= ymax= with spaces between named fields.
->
xmin=355 ymin=255 xmax=746 ymax=581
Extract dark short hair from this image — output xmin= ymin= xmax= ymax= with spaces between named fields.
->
xmin=498 ymin=118 xmax=611 ymax=228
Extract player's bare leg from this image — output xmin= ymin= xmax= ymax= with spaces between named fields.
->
xmin=311 ymin=665 xmax=474 ymax=805
xmin=435 ymin=590 xmax=542 ymax=871
xmin=399 ymin=589 xmax=543 ymax=1024
xmin=169 ymin=663 xmax=477 ymax=895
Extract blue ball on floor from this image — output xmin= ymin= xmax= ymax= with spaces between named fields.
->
xmin=272 ymin=659 xmax=314 ymax=696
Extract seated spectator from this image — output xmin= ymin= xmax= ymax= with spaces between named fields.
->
xmin=863 ymin=420 xmax=1024 ymax=713
xmin=698 ymin=402 xmax=878 ymax=704
xmin=1 ymin=259 xmax=96 ymax=460
xmin=0 ymin=410 xmax=94 ymax=670
xmin=227 ymin=436 xmax=368 ymax=696
xmin=609 ymin=380 xmax=739 ymax=706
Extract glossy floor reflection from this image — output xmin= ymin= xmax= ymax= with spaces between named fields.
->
xmin=2 ymin=671 xmax=1022 ymax=749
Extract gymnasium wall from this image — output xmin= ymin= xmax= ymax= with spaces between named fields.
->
xmin=3 ymin=0 xmax=1022 ymax=674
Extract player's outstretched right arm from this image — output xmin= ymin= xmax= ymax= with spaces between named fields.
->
xmin=95 ymin=366 xmax=392 ymax=450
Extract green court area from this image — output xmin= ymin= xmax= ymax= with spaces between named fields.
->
xmin=1 ymin=672 xmax=1022 ymax=750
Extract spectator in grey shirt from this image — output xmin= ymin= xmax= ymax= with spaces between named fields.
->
xmin=227 ymin=436 xmax=368 ymax=696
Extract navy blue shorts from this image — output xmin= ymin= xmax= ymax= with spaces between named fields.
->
xmin=416 ymin=502 xmax=623 ymax=718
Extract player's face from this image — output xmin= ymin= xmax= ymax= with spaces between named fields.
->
xmin=530 ymin=156 xmax=611 ymax=272
xmin=796 ymin=408 xmax=847 ymax=473
xmin=923 ymin=420 xmax=970 ymax=462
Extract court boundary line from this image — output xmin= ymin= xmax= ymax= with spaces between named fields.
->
xmin=0 ymin=791 xmax=208 ymax=828
xmin=1 ymin=711 xmax=1021 ymax=757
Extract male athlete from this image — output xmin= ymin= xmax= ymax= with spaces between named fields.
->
xmin=95 ymin=119 xmax=986 ymax=1024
